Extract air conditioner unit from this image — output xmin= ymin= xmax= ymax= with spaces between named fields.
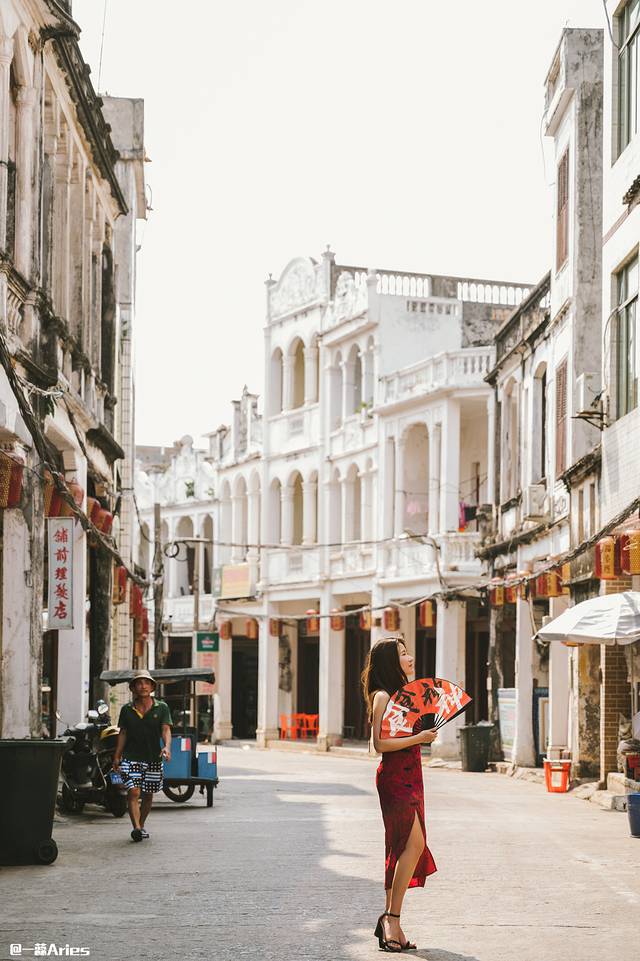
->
xmin=576 ymin=372 xmax=600 ymax=412
xmin=522 ymin=484 xmax=548 ymax=521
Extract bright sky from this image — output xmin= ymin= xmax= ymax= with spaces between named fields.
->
xmin=73 ymin=0 xmax=607 ymax=447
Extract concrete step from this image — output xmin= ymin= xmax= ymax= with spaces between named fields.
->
xmin=589 ymin=789 xmax=628 ymax=812
xmin=607 ymin=771 xmax=640 ymax=795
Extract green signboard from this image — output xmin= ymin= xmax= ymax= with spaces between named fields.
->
xmin=196 ymin=631 xmax=219 ymax=652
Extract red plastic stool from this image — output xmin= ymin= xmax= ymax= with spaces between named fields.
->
xmin=543 ymin=758 xmax=571 ymax=793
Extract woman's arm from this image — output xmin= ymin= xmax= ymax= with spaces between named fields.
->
xmin=370 ymin=690 xmax=438 ymax=754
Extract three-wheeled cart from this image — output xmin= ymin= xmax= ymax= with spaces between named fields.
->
xmin=100 ymin=667 xmax=219 ymax=807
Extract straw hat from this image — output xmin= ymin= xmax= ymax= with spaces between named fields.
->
xmin=129 ymin=669 xmax=156 ymax=691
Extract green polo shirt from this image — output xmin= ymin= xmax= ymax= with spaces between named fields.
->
xmin=118 ymin=698 xmax=172 ymax=763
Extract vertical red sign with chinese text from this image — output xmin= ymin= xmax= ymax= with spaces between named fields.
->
xmin=47 ymin=517 xmax=74 ymax=630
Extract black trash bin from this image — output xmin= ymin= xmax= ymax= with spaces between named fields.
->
xmin=0 ymin=738 xmax=69 ymax=865
xmin=458 ymin=724 xmax=493 ymax=772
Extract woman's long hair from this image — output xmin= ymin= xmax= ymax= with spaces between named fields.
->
xmin=361 ymin=637 xmax=408 ymax=722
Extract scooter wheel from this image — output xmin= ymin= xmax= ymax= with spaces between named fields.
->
xmin=59 ymin=784 xmax=84 ymax=814
xmin=105 ymin=789 xmax=127 ymax=818
xmin=162 ymin=784 xmax=195 ymax=803
xmin=35 ymin=839 xmax=58 ymax=865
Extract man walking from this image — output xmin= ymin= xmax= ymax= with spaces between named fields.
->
xmin=112 ymin=670 xmax=172 ymax=842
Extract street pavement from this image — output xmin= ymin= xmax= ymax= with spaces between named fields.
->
xmin=0 ymin=745 xmax=639 ymax=961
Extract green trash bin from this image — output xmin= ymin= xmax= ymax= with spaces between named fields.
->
xmin=458 ymin=724 xmax=493 ymax=772
xmin=0 ymin=738 xmax=70 ymax=865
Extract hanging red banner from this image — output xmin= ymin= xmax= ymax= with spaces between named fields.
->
xmin=48 ymin=517 xmax=74 ymax=630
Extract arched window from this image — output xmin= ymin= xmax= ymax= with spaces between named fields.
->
xmin=233 ymin=475 xmax=248 ymax=561
xmin=201 ymin=515 xmax=214 ymax=593
xmin=175 ymin=516 xmax=194 ymax=596
xmin=532 ymin=363 xmax=547 ymax=483
xmin=403 ymin=424 xmax=429 ymax=534
xmin=291 ymin=472 xmax=303 ymax=545
xmin=270 ymin=348 xmax=283 ymax=415
xmin=270 ymin=479 xmax=282 ymax=545
xmin=291 ymin=339 xmax=305 ymax=409
xmin=330 ymin=469 xmax=342 ymax=545
xmin=501 ymin=379 xmax=520 ymax=501
xmin=219 ymin=481 xmax=232 ymax=564
xmin=330 ymin=352 xmax=343 ymax=429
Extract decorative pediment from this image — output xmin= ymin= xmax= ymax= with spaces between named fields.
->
xmin=270 ymin=258 xmax=318 ymax=318
xmin=324 ymin=270 xmax=368 ymax=327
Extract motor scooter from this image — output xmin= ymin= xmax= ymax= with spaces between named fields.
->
xmin=58 ymin=700 xmax=127 ymax=817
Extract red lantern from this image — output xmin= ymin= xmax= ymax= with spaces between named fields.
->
xmin=547 ymin=568 xmax=562 ymax=598
xmin=141 ymin=608 xmax=149 ymax=639
xmin=620 ymin=530 xmax=640 ymax=575
xmin=44 ymin=471 xmax=63 ymax=517
xmin=504 ymin=575 xmax=519 ymax=605
xmin=306 ymin=609 xmax=320 ymax=634
xmin=330 ymin=608 xmax=345 ymax=631
xmin=59 ymin=480 xmax=84 ymax=517
xmin=86 ymin=496 xmax=102 ymax=525
xmin=359 ymin=609 xmax=372 ymax=631
xmin=112 ymin=565 xmax=127 ymax=604
xmin=0 ymin=451 xmax=24 ymax=508
xmin=219 ymin=620 xmax=232 ymax=641
xmin=246 ymin=617 xmax=259 ymax=640
xmin=534 ymin=572 xmax=550 ymax=598
xmin=418 ymin=600 xmax=435 ymax=628
xmin=595 ymin=536 xmax=621 ymax=580
xmin=95 ymin=508 xmax=113 ymax=535
xmin=269 ymin=617 xmax=281 ymax=637
xmin=489 ymin=578 xmax=504 ymax=607
xmin=560 ymin=562 xmax=571 ymax=595
xmin=383 ymin=607 xmax=400 ymax=631
xmin=129 ymin=582 xmax=143 ymax=619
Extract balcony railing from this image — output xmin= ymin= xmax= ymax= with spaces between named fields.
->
xmin=265 ymin=548 xmax=321 ymax=586
xmin=164 ymin=594 xmax=216 ymax=629
xmin=383 ymin=532 xmax=482 ymax=580
xmin=330 ymin=544 xmax=375 ymax=578
xmin=380 ymin=347 xmax=494 ymax=405
xmin=267 ymin=405 xmax=320 ymax=453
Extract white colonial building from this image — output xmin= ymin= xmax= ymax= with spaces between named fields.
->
xmin=136 ymin=252 xmax=531 ymax=753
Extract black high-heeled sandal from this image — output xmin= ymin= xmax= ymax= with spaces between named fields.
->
xmin=382 ymin=912 xmax=417 ymax=951
xmin=374 ymin=912 xmax=403 ymax=952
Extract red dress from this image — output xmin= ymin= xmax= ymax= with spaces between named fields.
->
xmin=376 ymin=743 xmax=437 ymax=890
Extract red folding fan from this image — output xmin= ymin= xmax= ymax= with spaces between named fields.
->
xmin=380 ymin=677 xmax=472 ymax=738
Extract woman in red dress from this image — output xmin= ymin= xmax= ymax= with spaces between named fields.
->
xmin=362 ymin=637 xmax=438 ymax=952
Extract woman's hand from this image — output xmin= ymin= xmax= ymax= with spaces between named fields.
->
xmin=417 ymin=729 xmax=438 ymax=744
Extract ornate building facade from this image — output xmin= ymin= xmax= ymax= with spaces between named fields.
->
xmin=0 ymin=1 xmax=145 ymax=736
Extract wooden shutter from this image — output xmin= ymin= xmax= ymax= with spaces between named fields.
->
xmin=555 ymin=360 xmax=568 ymax=477
xmin=556 ymin=150 xmax=569 ymax=270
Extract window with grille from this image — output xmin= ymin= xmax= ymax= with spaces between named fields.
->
xmin=618 ymin=0 xmax=640 ymax=155
xmin=556 ymin=150 xmax=569 ymax=271
xmin=555 ymin=359 xmax=568 ymax=477
xmin=615 ymin=255 xmax=638 ymax=419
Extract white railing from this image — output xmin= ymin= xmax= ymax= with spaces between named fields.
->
xmin=266 ymin=548 xmax=321 ymax=585
xmin=383 ymin=532 xmax=482 ymax=579
xmin=330 ymin=544 xmax=375 ymax=578
xmin=329 ymin=414 xmax=376 ymax=458
xmin=268 ymin=405 xmax=320 ymax=453
xmin=164 ymin=594 xmax=216 ymax=628
xmin=381 ymin=347 xmax=494 ymax=404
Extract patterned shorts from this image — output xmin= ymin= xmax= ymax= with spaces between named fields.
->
xmin=119 ymin=759 xmax=163 ymax=794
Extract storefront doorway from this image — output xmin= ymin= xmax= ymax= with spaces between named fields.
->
xmin=343 ymin=613 xmax=370 ymax=740
xmin=415 ymin=626 xmax=436 ymax=680
xmin=232 ymin=634 xmax=258 ymax=739
xmin=297 ymin=629 xmax=319 ymax=714
xmin=164 ymin=635 xmax=192 ymax=727
xmin=466 ymin=600 xmax=489 ymax=723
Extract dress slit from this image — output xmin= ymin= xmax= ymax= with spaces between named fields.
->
xmin=376 ymin=744 xmax=437 ymax=890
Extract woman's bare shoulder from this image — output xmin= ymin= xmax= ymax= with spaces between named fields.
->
xmin=371 ymin=689 xmax=390 ymax=706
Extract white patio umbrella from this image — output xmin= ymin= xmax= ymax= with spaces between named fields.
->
xmin=537 ymin=591 xmax=640 ymax=646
